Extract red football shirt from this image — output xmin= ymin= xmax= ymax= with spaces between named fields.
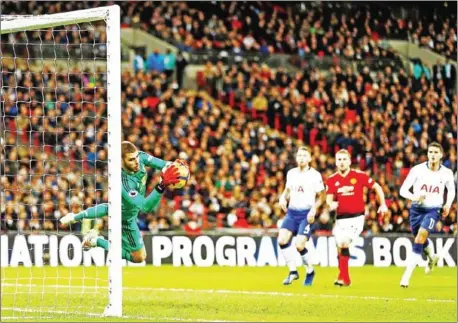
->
xmin=326 ymin=169 xmax=375 ymax=216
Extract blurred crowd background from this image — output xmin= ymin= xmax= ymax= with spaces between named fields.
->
xmin=1 ymin=1 xmax=456 ymax=237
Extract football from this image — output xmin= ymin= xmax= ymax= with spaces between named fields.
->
xmin=168 ymin=161 xmax=190 ymax=189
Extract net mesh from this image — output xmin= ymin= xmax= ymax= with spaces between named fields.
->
xmin=1 ymin=12 xmax=110 ymax=320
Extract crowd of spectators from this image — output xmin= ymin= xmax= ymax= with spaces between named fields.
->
xmin=2 ymin=59 xmax=457 ymax=236
xmin=119 ymin=1 xmax=456 ymax=59
xmin=3 ymin=1 xmax=455 ymax=58
xmin=200 ymin=58 xmax=456 ymax=157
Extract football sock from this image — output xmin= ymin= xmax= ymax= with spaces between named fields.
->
xmin=340 ymin=248 xmax=350 ymax=282
xmin=279 ymin=242 xmax=297 ymax=272
xmin=423 ymin=239 xmax=434 ymax=260
xmin=401 ymin=243 xmax=423 ymax=284
xmin=299 ymin=248 xmax=314 ymax=274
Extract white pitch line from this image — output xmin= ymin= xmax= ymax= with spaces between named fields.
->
xmin=1 ymin=317 xmax=52 ymax=320
xmin=2 ymin=307 xmax=232 ymax=322
xmin=2 ymin=283 xmax=455 ymax=304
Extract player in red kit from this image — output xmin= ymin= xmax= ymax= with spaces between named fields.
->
xmin=326 ymin=149 xmax=388 ymax=286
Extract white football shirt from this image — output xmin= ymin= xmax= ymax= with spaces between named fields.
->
xmin=286 ymin=166 xmax=325 ymax=210
xmin=400 ymin=162 xmax=456 ymax=208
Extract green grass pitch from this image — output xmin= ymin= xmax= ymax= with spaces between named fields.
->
xmin=1 ymin=265 xmax=456 ymax=322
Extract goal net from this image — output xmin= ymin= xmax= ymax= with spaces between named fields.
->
xmin=1 ymin=5 xmax=122 ymax=319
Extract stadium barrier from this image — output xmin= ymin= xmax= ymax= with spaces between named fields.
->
xmin=1 ymin=233 xmax=456 ymax=268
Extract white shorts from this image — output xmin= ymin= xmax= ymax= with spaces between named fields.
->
xmin=332 ymin=215 xmax=364 ymax=246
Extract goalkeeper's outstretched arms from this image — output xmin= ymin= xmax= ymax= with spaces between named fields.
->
xmin=140 ymin=151 xmax=188 ymax=170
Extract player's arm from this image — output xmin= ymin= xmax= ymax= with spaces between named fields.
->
xmin=442 ymin=170 xmax=456 ymax=217
xmin=279 ymin=171 xmax=291 ymax=212
xmin=308 ymin=190 xmax=326 ymax=223
xmin=279 ymin=187 xmax=290 ymax=212
xmin=139 ymin=151 xmax=169 ymax=170
xmin=325 ymin=177 xmax=338 ymax=211
xmin=399 ymin=167 xmax=422 ymax=202
xmin=371 ymin=182 xmax=388 ymax=214
xmin=122 ymin=185 xmax=162 ymax=213
xmin=123 ymin=165 xmax=181 ymax=213
xmin=140 ymin=151 xmax=188 ymax=171
xmin=326 ymin=193 xmax=338 ymax=211
xmin=313 ymin=190 xmax=326 ymax=210
xmin=59 ymin=203 xmax=108 ymax=224
xmin=307 ymin=174 xmax=326 ymax=222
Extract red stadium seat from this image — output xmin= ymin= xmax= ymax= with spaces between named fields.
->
xmin=228 ymin=91 xmax=235 ymax=107
xmin=240 ymin=103 xmax=247 ymax=114
xmin=320 ymin=138 xmax=328 ymax=153
xmin=196 ymin=71 xmax=206 ymax=88
xmin=173 ymin=196 xmax=182 ymax=210
xmin=286 ymin=125 xmax=292 ymax=136
xmin=297 ymin=124 xmax=304 ymax=141
xmin=216 ymin=213 xmax=225 ymax=228
xmin=310 ymin=128 xmax=318 ymax=146
xmin=274 ymin=114 xmax=281 ymax=130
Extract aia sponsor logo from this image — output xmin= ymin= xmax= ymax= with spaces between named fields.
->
xmin=295 ymin=186 xmax=304 ymax=193
xmin=420 ymin=184 xmax=440 ymax=194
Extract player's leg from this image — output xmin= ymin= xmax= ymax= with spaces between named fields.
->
xmin=296 ymin=220 xmax=315 ymax=286
xmin=424 ymin=237 xmax=439 ymax=274
xmin=123 ymin=225 xmax=146 ymax=263
xmin=332 ymin=220 xmax=350 ymax=285
xmin=333 ymin=216 xmax=364 ymax=286
xmin=401 ymin=209 xmax=439 ymax=287
xmin=422 ymin=213 xmax=440 ymax=274
xmin=340 ymin=216 xmax=364 ymax=286
xmin=278 ymin=216 xmax=298 ymax=285
xmin=82 ymin=229 xmax=136 ymax=262
xmin=130 ymin=246 xmax=147 ymax=263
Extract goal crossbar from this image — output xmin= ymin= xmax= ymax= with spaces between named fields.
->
xmin=1 ymin=6 xmax=116 ymax=34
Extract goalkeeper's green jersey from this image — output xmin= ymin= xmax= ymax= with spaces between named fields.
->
xmin=121 ymin=151 xmax=167 ymax=223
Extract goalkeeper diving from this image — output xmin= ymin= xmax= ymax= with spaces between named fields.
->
xmin=60 ymin=141 xmax=187 ymax=263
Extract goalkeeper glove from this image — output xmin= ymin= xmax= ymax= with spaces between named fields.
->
xmin=60 ymin=212 xmax=76 ymax=225
xmin=156 ymin=164 xmax=180 ymax=192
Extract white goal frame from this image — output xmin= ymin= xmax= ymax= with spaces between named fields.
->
xmin=1 ymin=5 xmax=122 ymax=317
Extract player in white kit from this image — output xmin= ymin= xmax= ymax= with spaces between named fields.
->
xmin=399 ymin=142 xmax=456 ymax=287
xmin=278 ymin=147 xmax=326 ymax=286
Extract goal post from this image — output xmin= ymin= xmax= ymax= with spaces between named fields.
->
xmin=1 ymin=4 xmax=122 ymax=318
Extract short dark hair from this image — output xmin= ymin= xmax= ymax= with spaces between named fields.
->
xmin=428 ymin=142 xmax=443 ymax=153
xmin=122 ymin=141 xmax=137 ymax=158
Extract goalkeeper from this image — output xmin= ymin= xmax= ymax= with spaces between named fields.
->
xmin=60 ymin=141 xmax=186 ymax=263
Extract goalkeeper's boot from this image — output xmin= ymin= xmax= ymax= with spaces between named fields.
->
xmin=282 ymin=271 xmax=299 ymax=285
xmin=425 ymin=255 xmax=440 ymax=275
xmin=82 ymin=229 xmax=98 ymax=251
